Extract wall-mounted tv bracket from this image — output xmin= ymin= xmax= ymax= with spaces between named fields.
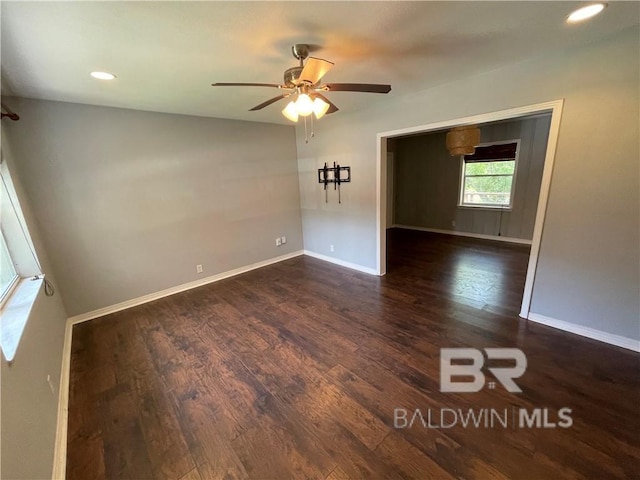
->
xmin=318 ymin=162 xmax=351 ymax=203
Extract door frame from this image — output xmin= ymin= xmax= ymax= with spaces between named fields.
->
xmin=375 ymin=99 xmax=564 ymax=318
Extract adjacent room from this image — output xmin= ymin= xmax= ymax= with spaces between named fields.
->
xmin=1 ymin=2 xmax=638 ymax=480
xmin=385 ymin=113 xmax=551 ymax=316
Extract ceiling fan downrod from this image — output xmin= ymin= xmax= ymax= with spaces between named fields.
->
xmin=291 ymin=44 xmax=310 ymax=66
xmin=284 ymin=44 xmax=311 ymax=87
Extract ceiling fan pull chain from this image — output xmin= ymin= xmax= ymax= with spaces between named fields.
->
xmin=304 ymin=116 xmax=308 ymax=144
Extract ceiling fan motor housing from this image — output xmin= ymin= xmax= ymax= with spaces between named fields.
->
xmin=284 ymin=66 xmax=304 ymax=88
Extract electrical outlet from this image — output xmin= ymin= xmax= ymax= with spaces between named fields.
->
xmin=330 ymin=244 xmax=335 ymax=252
xmin=196 ymin=264 xmax=203 ymax=273
xmin=281 ymin=236 xmax=287 ymax=245
xmin=451 ymin=220 xmax=456 ymax=227
xmin=276 ymin=237 xmax=282 ymax=247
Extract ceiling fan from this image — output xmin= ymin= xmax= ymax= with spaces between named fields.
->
xmin=212 ymin=44 xmax=391 ymax=123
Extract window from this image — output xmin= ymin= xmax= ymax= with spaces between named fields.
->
xmin=0 ymin=231 xmax=19 ymax=304
xmin=459 ymin=141 xmax=518 ymax=209
xmin=1 ymin=152 xmax=49 ymax=362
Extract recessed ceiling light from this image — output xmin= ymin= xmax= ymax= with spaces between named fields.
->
xmin=566 ymin=3 xmax=607 ymax=23
xmin=90 ymin=71 xmax=116 ymax=80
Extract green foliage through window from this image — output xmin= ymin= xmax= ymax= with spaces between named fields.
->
xmin=460 ymin=159 xmax=515 ymax=207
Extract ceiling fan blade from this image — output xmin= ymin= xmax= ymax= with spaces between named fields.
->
xmin=299 ymin=57 xmax=334 ymax=85
xmin=314 ymin=93 xmax=339 ymax=114
xmin=212 ymin=82 xmax=283 ymax=88
xmin=324 ymin=83 xmax=391 ymax=94
xmin=249 ymin=95 xmax=288 ymax=111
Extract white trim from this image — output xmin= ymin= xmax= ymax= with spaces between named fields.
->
xmin=519 ymin=102 xmax=563 ymax=317
xmin=527 ymin=313 xmax=640 ymax=352
xmin=379 ymin=101 xmax=562 ymax=139
xmin=0 ymin=273 xmax=20 ymax=310
xmin=376 ymin=99 xmax=564 ymax=318
xmin=456 ymin=205 xmax=513 ymax=212
xmin=376 ymin=136 xmax=387 ymax=275
xmin=52 ymin=319 xmax=73 ymax=480
xmin=303 ymin=250 xmax=377 ymax=275
xmin=391 ymin=224 xmax=532 ymax=245
xmin=68 ymin=250 xmax=304 ymax=325
xmin=386 ymin=152 xmax=395 ymax=229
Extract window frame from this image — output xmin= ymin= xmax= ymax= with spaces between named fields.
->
xmin=0 ymin=205 xmax=20 ymax=311
xmin=457 ymin=138 xmax=521 ymax=211
xmin=1 ymin=150 xmax=46 ymax=363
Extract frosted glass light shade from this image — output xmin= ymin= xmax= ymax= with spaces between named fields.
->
xmin=282 ymin=101 xmax=299 ymax=122
xmin=295 ymin=94 xmax=314 ymax=116
xmin=312 ymin=98 xmax=330 ymax=119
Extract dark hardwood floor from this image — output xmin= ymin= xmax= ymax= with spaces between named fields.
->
xmin=67 ymin=229 xmax=640 ymax=479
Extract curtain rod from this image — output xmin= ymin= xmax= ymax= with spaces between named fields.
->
xmin=1 ymin=103 xmax=19 ymax=121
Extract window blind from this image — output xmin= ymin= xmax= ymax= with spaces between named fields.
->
xmin=464 ymin=142 xmax=517 ymax=163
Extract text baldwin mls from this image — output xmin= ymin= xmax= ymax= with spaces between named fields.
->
xmin=394 ymin=407 xmax=573 ymax=429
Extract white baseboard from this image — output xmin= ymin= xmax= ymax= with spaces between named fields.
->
xmin=52 ymin=319 xmax=73 ymax=480
xmin=68 ymin=250 xmax=304 ymax=325
xmin=392 ymin=224 xmax=532 ymax=245
xmin=527 ymin=312 xmax=640 ymax=352
xmin=303 ymin=250 xmax=377 ymax=275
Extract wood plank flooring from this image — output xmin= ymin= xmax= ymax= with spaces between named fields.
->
xmin=67 ymin=229 xmax=640 ymax=479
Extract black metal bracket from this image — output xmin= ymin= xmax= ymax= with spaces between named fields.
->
xmin=318 ymin=162 xmax=351 ymax=203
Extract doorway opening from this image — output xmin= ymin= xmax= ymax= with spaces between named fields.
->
xmin=376 ymin=100 xmax=563 ymax=318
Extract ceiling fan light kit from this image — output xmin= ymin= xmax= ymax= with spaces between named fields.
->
xmin=446 ymin=125 xmax=481 ymax=156
xmin=212 ymin=44 xmax=391 ymax=141
xmin=281 ymin=91 xmax=330 ymax=122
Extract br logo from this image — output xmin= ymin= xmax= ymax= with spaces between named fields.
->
xmin=440 ymin=348 xmax=527 ymax=393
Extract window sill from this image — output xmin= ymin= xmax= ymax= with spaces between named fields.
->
xmin=0 ymin=277 xmax=43 ymax=363
xmin=457 ymin=205 xmax=513 ymax=212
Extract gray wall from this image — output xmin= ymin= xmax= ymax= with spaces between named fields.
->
xmin=3 ymin=98 xmax=303 ymax=317
xmin=393 ymin=115 xmax=551 ymax=240
xmin=1 ymin=130 xmax=68 ymax=479
xmin=297 ymin=27 xmax=639 ymax=341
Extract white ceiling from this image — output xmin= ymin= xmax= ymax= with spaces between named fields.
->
xmin=2 ymin=1 xmax=638 ymax=125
